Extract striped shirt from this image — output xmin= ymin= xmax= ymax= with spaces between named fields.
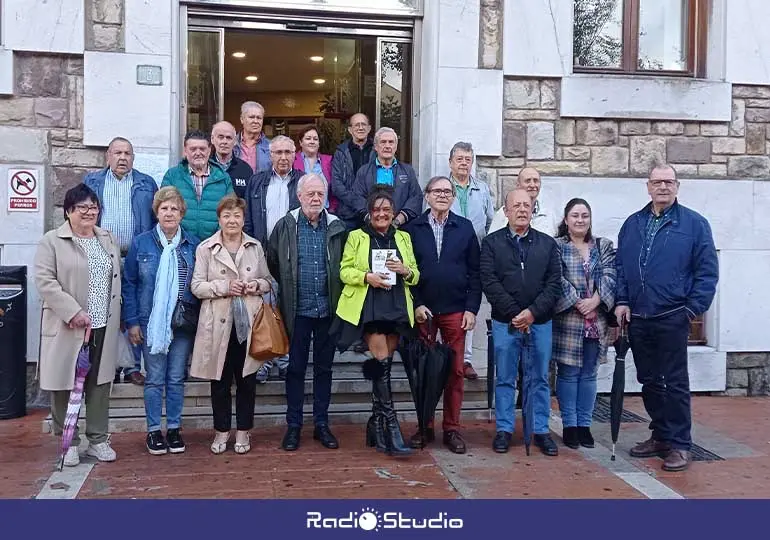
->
xmin=177 ymin=248 xmax=189 ymax=300
xmin=100 ymin=169 xmax=134 ymax=253
xmin=189 ymin=165 xmax=210 ymax=201
xmin=428 ymin=212 xmax=447 ymax=258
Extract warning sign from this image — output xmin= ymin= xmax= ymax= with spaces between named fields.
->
xmin=7 ymin=169 xmax=39 ymax=212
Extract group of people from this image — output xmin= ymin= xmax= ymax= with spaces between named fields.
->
xmin=34 ymin=99 xmax=718 ymax=473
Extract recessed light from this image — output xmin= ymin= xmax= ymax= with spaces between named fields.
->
xmin=309 ymin=56 xmax=324 ymax=62
xmin=232 ymin=51 xmax=246 ymax=59
xmin=245 ymin=75 xmax=259 ymax=82
xmin=313 ymin=78 xmax=326 ymax=84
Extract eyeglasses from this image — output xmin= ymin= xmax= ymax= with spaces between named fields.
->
xmin=74 ymin=204 xmax=99 ymax=214
xmin=428 ymin=189 xmax=454 ymax=197
xmin=350 ymin=123 xmax=370 ymax=129
xmin=649 ymin=179 xmax=677 ymax=188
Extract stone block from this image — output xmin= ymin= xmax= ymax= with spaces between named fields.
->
xmin=683 ymin=123 xmax=700 ymax=136
xmin=91 ymin=24 xmax=122 ymax=51
xmin=698 ymin=164 xmax=727 ymax=177
xmin=503 ymin=109 xmax=558 ymax=121
xmin=576 ymin=120 xmax=618 ymax=146
xmin=619 ymin=121 xmax=651 ymax=135
xmin=666 ymin=137 xmax=711 ymax=163
xmin=746 ymin=99 xmax=770 ymax=108
xmin=768 ymin=125 xmax=770 ymax=140
xmin=730 ymin=99 xmax=745 ymax=136
xmin=34 ymin=97 xmax=68 ymax=127
xmin=670 ymin=164 xmax=698 ymax=176
xmin=746 ymin=108 xmax=770 ymax=123
xmin=503 ymin=79 xmax=539 ymax=109
xmin=590 ymin=147 xmax=628 ymax=175
xmin=477 ymin=156 xmax=525 ymax=168
xmin=15 ymin=54 xmax=64 ymax=97
xmin=555 ymin=119 xmax=575 ymax=145
xmin=540 ymin=80 xmax=558 ymax=109
xmin=51 ymin=147 xmax=105 ymax=167
xmin=728 ymin=156 xmax=770 ymax=177
xmin=0 ymin=126 xmax=48 ymax=162
xmin=711 ymin=154 xmax=728 ymax=163
xmin=732 ymin=85 xmax=770 ymax=99
xmin=479 ymin=0 xmax=502 ymax=69
xmin=700 ymin=123 xmax=729 ymax=136
xmin=652 ymin=122 xmax=684 ymax=135
xmin=630 ymin=136 xmax=666 ymax=174
xmin=0 ymin=97 xmax=35 ymax=125
xmin=726 ymin=368 xmax=749 ymax=388
xmin=526 ymin=122 xmax=555 ymax=160
xmin=562 ymin=146 xmax=590 ymax=161
xmin=65 ymin=57 xmax=84 ymax=76
xmin=52 ymin=167 xmax=92 ymax=205
xmin=526 ymin=161 xmax=590 ymax=175
xmin=746 ymin=124 xmax=766 ymax=155
xmin=50 ymin=128 xmax=68 ymax=147
xmin=719 ymin=388 xmax=748 ymax=397
xmin=92 ymin=0 xmax=123 ymax=24
xmin=748 ymin=367 xmax=770 ymax=396
xmin=476 ymin=167 xmax=498 ymax=201
xmin=502 ymin=122 xmax=526 ymax=157
xmin=52 ymin=207 xmax=65 ymax=228
xmin=68 ymin=75 xmax=84 ymax=129
xmin=712 ymin=137 xmax=746 ymax=155
xmin=618 ymin=136 xmax=629 ymax=147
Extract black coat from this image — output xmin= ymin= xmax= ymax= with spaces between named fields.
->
xmin=225 ymin=157 xmax=255 ymax=199
xmin=480 ymin=226 xmax=562 ymax=324
xmin=243 ymin=168 xmax=302 ymax=246
xmin=330 ymin=139 xmax=374 ymax=223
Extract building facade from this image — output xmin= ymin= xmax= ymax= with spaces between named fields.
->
xmin=1 ymin=0 xmax=768 ymax=398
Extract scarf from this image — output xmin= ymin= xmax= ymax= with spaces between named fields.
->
xmin=146 ymin=224 xmax=181 ymax=355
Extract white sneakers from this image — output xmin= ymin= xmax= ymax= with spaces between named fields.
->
xmin=85 ymin=441 xmax=117 ymax=462
xmin=63 ymin=446 xmax=80 ymax=467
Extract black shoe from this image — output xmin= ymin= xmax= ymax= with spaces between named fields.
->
xmin=313 ymin=424 xmax=339 ymax=449
xmin=534 ymin=434 xmax=559 ymax=456
xmin=166 ymin=428 xmax=186 ymax=454
xmin=577 ymin=426 xmax=595 ymax=448
xmin=493 ymin=431 xmax=512 ymax=453
xmin=409 ymin=427 xmax=435 ymax=449
xmin=562 ymin=426 xmax=580 ymax=449
xmin=282 ymin=426 xmax=301 ymax=451
xmin=365 ymin=415 xmax=377 ymax=447
xmin=114 ymin=371 xmax=122 ymax=384
xmin=278 ymin=367 xmax=288 ymax=381
xmin=146 ymin=430 xmax=168 ymax=455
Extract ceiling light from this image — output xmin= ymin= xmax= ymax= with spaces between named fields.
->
xmin=309 ymin=56 xmax=324 ymax=62
xmin=313 ymin=78 xmax=326 ymax=84
xmin=232 ymin=51 xmax=246 ymax=59
xmin=245 ymin=75 xmax=259 ymax=82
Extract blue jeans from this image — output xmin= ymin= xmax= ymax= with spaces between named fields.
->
xmin=556 ymin=338 xmax=599 ymax=428
xmin=492 ymin=320 xmax=553 ymax=434
xmin=141 ymin=327 xmax=194 ymax=432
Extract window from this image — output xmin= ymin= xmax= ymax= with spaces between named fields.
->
xmin=573 ymin=0 xmax=707 ymax=76
xmin=688 ymin=314 xmax=707 ymax=346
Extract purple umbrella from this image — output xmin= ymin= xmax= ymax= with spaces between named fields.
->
xmin=58 ymin=327 xmax=91 ymax=470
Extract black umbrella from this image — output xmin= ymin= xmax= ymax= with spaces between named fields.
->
xmin=486 ymin=319 xmax=494 ymax=422
xmin=610 ymin=324 xmax=631 ymax=461
xmin=519 ymin=328 xmax=535 ymax=456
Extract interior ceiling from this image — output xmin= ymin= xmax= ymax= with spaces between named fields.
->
xmin=224 ymin=31 xmax=358 ymax=94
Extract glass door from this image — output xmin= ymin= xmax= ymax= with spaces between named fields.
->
xmin=186 ymin=28 xmax=224 ymax=136
xmin=376 ymin=38 xmax=412 ymax=163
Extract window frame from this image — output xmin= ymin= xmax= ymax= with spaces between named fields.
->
xmin=573 ymin=0 xmax=708 ymax=78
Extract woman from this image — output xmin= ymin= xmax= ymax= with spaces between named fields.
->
xmin=123 ymin=187 xmax=200 ymax=456
xmin=191 ymin=194 xmax=274 ymax=455
xmin=334 ymin=187 xmax=420 ymax=457
xmin=34 ymin=184 xmax=121 ymax=466
xmin=293 ymin=125 xmax=337 ymax=213
xmin=553 ymin=198 xmax=616 ymax=449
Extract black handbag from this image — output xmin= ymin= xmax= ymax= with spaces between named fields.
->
xmin=171 ymin=300 xmax=199 ymax=333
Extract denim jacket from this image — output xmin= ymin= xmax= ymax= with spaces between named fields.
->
xmin=448 ymin=175 xmax=495 ymax=245
xmin=84 ymin=167 xmax=158 ymax=239
xmin=122 ymin=227 xmax=201 ymax=328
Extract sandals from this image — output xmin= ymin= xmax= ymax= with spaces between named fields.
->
xmin=210 ymin=431 xmax=230 ymax=455
xmin=234 ymin=431 xmax=251 ymax=454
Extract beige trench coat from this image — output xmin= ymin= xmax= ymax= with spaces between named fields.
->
xmin=34 ymin=222 xmax=122 ymax=391
xmin=190 ymin=231 xmax=273 ymax=381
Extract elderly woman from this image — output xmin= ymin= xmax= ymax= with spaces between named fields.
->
xmin=191 ymin=194 xmax=273 ymax=455
xmin=553 ymin=198 xmax=616 ymax=450
xmin=122 ymin=187 xmax=200 ymax=455
xmin=334 ymin=187 xmax=420 ymax=457
xmin=34 ymin=184 xmax=121 ymax=466
xmin=293 ymin=125 xmax=337 ymax=213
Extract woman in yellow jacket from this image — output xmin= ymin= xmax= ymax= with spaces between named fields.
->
xmin=334 ymin=187 xmax=420 ymax=457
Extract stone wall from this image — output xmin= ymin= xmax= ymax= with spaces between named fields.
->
xmin=723 ymin=354 xmax=770 ymax=396
xmin=86 ymin=0 xmax=126 ymax=52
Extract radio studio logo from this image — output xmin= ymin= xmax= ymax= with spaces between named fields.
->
xmin=306 ymin=506 xmax=464 ymax=531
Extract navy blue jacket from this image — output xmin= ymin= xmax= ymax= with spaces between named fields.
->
xmin=352 ymin=160 xmax=422 ymax=225
xmin=405 ymin=210 xmax=482 ymax=315
xmin=615 ymin=200 xmax=718 ymax=319
xmin=243 ymin=168 xmax=302 ymax=246
xmin=122 ymin=227 xmax=200 ymax=328
xmin=221 ymin=157 xmax=254 ymax=199
xmin=84 ymin=167 xmax=158 ymax=239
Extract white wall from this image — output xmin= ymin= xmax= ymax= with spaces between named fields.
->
xmin=724 ymin=0 xmax=770 ymax=85
xmin=503 ymin=0 xmax=572 ymax=77
xmin=2 ymin=0 xmax=85 ymax=54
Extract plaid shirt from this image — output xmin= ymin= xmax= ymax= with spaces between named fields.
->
xmin=428 ymin=211 xmax=447 ymax=257
xmin=296 ymin=212 xmax=329 ymax=318
xmin=100 ymin=168 xmax=134 ymax=253
xmin=189 ymin=165 xmax=210 ymax=201
xmin=641 ymin=205 xmax=674 ymax=268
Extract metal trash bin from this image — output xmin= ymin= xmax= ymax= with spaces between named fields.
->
xmin=0 ymin=266 xmax=27 ymax=419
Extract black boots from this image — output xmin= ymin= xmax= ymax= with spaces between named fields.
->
xmin=365 ymin=357 xmax=411 ymax=457
xmin=562 ymin=427 xmax=580 ymax=449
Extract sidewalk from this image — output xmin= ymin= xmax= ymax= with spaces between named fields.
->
xmin=2 ymin=396 xmax=768 ymax=499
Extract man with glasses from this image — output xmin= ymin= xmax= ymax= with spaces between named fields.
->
xmin=404 ymin=176 xmax=481 ymax=454
xmin=331 ymin=112 xmax=374 ymax=230
xmin=84 ymin=136 xmax=158 ymax=385
xmin=615 ymin=163 xmax=718 ymax=472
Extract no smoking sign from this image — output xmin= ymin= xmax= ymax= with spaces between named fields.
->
xmin=7 ymin=169 xmax=39 ymax=212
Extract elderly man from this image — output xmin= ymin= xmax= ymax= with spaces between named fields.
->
xmin=404 ymin=176 xmax=481 ymax=454
xmin=267 ymin=173 xmax=347 ymax=451
xmin=244 ymin=134 xmax=303 ymax=381
xmin=211 ymin=120 xmax=254 ymax=198
xmin=447 ymin=141 xmax=495 ymax=381
xmin=331 ymin=113 xmax=374 ymax=229
xmin=615 ymin=164 xmax=718 ymax=472
xmin=84 ymin=136 xmax=157 ymax=385
xmin=161 ymin=130 xmax=233 ymax=240
xmin=352 ymin=127 xmax=422 ymax=228
xmin=489 ymin=167 xmax=557 ymax=235
xmin=233 ymin=101 xmax=271 ymax=173
xmin=481 ymin=188 xmax=561 ymax=456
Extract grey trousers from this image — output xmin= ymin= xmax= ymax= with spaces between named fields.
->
xmin=50 ymin=327 xmax=111 ymax=445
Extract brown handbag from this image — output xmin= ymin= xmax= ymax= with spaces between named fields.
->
xmin=248 ymin=300 xmax=290 ymax=361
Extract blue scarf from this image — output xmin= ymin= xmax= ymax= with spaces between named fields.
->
xmin=146 ymin=224 xmax=181 ymax=354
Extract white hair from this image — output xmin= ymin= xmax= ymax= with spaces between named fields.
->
xmin=374 ymin=126 xmax=398 ymax=145
xmin=269 ymin=135 xmax=296 ymax=151
xmin=240 ymin=101 xmax=265 ymax=116
xmin=296 ymin=173 xmax=328 ymax=196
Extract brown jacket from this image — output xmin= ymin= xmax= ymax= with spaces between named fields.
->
xmin=190 ymin=231 xmax=273 ymax=380
xmin=34 ymin=222 xmax=122 ymax=391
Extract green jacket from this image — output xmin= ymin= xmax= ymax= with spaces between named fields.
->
xmin=267 ymin=209 xmax=347 ymax=340
xmin=161 ymin=160 xmax=234 ymax=240
xmin=335 ymin=228 xmax=420 ymax=327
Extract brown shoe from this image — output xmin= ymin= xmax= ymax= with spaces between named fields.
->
xmin=629 ymin=436 xmax=671 ymax=458
xmin=463 ymin=363 xmax=478 ymax=380
xmin=662 ymin=449 xmax=690 ymax=471
xmin=443 ymin=430 xmax=467 ymax=454
xmin=409 ymin=428 xmax=435 ymax=449
xmin=128 ymin=372 xmax=145 ymax=385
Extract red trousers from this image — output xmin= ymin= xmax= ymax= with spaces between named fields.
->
xmin=418 ymin=312 xmax=466 ymax=432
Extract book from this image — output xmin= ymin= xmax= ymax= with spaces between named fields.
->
xmin=371 ymin=249 xmax=398 ymax=286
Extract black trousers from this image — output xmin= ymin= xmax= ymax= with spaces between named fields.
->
xmin=629 ymin=310 xmax=692 ymax=450
xmin=210 ymin=326 xmax=257 ymax=431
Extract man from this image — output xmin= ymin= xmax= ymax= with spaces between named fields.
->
xmin=447 ymin=141 xmax=495 ymax=381
xmin=405 ymin=176 xmax=481 ymax=454
xmin=267 ymin=173 xmax=347 ymax=451
xmin=161 ymin=130 xmax=233 ymax=240
xmin=211 ymin=120 xmax=254 ymax=198
xmin=233 ymin=101 xmax=271 ymax=173
xmin=480 ymin=188 xmax=561 ymax=456
xmin=84 ymin=136 xmax=157 ymax=385
xmin=331 ymin=113 xmax=374 ymax=229
xmin=489 ymin=167 xmax=557 ymax=235
xmin=352 ymin=127 xmax=422 ymax=228
xmin=615 ymin=164 xmax=718 ymax=472
xmin=244 ymin=135 xmax=303 ymax=382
